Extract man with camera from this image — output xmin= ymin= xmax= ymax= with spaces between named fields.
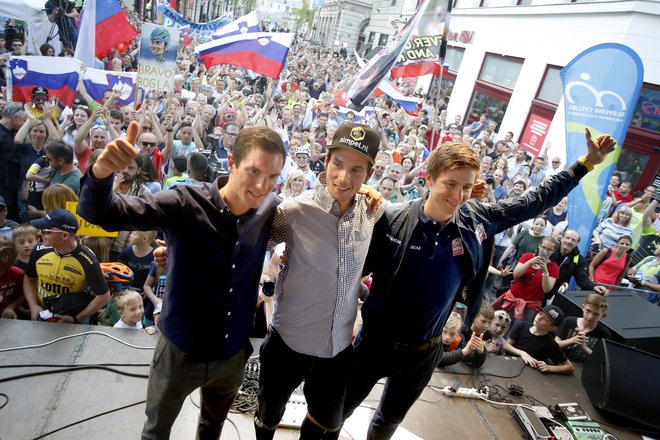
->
xmin=45 ymin=0 xmax=79 ymax=49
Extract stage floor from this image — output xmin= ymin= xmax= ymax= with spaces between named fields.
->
xmin=0 ymin=320 xmax=643 ymax=440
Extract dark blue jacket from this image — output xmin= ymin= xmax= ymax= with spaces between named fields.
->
xmin=361 ymin=162 xmax=589 ymax=339
xmin=78 ymin=173 xmax=279 ymax=359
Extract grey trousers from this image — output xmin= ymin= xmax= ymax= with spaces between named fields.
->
xmin=141 ymin=334 xmax=252 ymax=440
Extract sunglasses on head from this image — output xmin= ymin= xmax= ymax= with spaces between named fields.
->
xmin=496 ymin=314 xmax=511 ymax=323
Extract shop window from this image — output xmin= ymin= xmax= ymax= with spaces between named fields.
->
xmin=478 ymin=54 xmax=523 ymax=89
xmin=445 ymin=46 xmax=464 ymax=73
xmin=631 ymin=85 xmax=660 ymax=133
xmin=537 ymin=66 xmax=562 ymax=105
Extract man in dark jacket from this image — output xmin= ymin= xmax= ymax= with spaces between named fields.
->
xmin=337 ymin=129 xmax=616 ymax=440
xmin=548 ymin=229 xmax=608 ymax=297
xmin=77 ymin=122 xmax=285 ymax=440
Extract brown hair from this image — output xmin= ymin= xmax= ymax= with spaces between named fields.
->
xmin=426 ymin=142 xmax=481 ymax=180
xmin=232 ymin=126 xmax=286 ymax=166
xmin=584 ymin=293 xmax=608 ymax=314
xmin=0 ymin=236 xmax=17 ymax=270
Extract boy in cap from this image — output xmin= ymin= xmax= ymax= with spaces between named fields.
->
xmin=254 ymin=122 xmax=384 ymax=440
xmin=504 ymin=304 xmax=574 ymax=374
xmin=23 ymin=208 xmax=109 ymax=324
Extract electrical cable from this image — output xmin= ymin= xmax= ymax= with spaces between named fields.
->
xmin=0 ymin=365 xmax=149 ymax=384
xmin=0 ymin=363 xmax=150 ymax=369
xmin=31 ymin=400 xmax=145 ymax=439
xmin=0 ymin=330 xmax=155 ymax=353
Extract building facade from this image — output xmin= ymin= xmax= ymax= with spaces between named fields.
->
xmin=337 ymin=0 xmax=659 ymax=189
xmin=311 ymin=0 xmax=373 ymax=51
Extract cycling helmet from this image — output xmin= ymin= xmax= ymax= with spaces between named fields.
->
xmin=101 ymin=262 xmax=134 ymax=291
xmin=295 ymin=146 xmax=311 ymax=157
xmin=150 ymin=27 xmax=171 ymax=45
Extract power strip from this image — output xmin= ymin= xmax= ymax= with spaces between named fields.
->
xmin=441 ymin=386 xmax=489 ymax=399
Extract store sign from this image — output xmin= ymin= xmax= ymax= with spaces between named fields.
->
xmin=519 ymin=112 xmax=552 ymax=157
xmin=447 ymin=31 xmax=474 ymax=44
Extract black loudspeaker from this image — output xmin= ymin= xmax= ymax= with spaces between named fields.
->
xmin=582 ymin=339 xmax=660 ymax=430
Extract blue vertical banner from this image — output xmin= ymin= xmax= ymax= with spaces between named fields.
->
xmin=561 ymin=43 xmax=644 ymax=255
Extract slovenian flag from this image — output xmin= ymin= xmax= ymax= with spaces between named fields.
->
xmin=7 ymin=56 xmax=81 ymax=107
xmin=212 ymin=12 xmax=260 ymax=39
xmin=349 ymin=50 xmax=421 ymax=116
xmin=75 ymin=0 xmax=138 ymax=66
xmin=82 ymin=67 xmax=137 ymax=107
xmin=195 ymin=32 xmax=295 ymax=79
xmin=391 ymin=62 xmax=448 ymax=79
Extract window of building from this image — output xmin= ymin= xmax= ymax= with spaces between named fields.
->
xmin=378 ymin=33 xmax=389 ymax=47
xmin=368 ymin=32 xmax=375 ymax=43
xmin=478 ymin=54 xmax=523 ymax=89
xmin=536 ymin=66 xmax=563 ymax=105
xmin=465 ymin=54 xmax=524 ymax=131
xmin=632 ymin=84 xmax=660 ymax=133
xmin=445 ymin=46 xmax=464 ymax=73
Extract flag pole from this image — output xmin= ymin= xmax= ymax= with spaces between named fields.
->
xmin=429 ymin=61 xmax=445 ymax=151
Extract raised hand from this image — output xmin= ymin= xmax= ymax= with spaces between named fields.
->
xmin=92 ymin=121 xmax=138 ymax=180
xmin=584 ymin=128 xmax=616 ymax=165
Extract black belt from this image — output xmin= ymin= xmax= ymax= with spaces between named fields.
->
xmin=393 ymin=336 xmax=443 ymax=353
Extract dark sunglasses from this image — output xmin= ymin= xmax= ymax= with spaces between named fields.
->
xmin=39 ymin=229 xmax=65 ymax=235
xmin=496 ymin=314 xmax=511 ymax=323
xmin=141 ymin=141 xmax=157 ymax=148
xmin=33 ymin=96 xmax=48 ymax=102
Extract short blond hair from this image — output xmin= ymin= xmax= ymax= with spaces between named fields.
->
xmin=115 ymin=290 xmax=143 ymax=310
xmin=444 ymin=312 xmax=463 ymax=332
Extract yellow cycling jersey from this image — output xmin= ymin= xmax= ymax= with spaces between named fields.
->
xmin=26 ymin=243 xmax=108 ymax=306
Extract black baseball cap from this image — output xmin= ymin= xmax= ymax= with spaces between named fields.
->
xmin=540 ymin=304 xmax=565 ymax=327
xmin=32 ymin=86 xmax=49 ymax=97
xmin=326 ymin=122 xmax=379 ymax=165
xmin=31 ymin=208 xmax=79 ymax=233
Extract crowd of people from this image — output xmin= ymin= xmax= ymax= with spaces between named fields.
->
xmin=0 ymin=12 xmax=659 ymax=440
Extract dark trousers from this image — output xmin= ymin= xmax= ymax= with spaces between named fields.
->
xmin=141 ymin=334 xmax=252 ymax=440
xmin=256 ymin=328 xmax=352 ymax=432
xmin=342 ymin=336 xmax=444 ymax=440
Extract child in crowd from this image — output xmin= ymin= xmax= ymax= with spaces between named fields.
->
xmin=99 ymin=262 xmax=134 ymax=326
xmin=11 ymin=225 xmax=38 ymax=271
xmin=504 ymin=305 xmax=574 ymax=374
xmin=143 ymin=260 xmax=167 ymax=326
xmin=114 ymin=289 xmax=155 ymax=334
xmin=119 ymin=231 xmax=155 ymax=291
xmin=0 ymin=237 xmax=25 ymax=319
xmin=487 ymin=310 xmax=512 ymax=355
xmin=437 ymin=312 xmax=487 ymax=369
xmin=555 ymin=294 xmax=611 ymax=362
xmin=462 ymin=302 xmax=494 ymax=343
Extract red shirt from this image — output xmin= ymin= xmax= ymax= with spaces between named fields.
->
xmin=594 ymin=251 xmax=627 ymax=285
xmin=613 ymin=190 xmax=633 ymax=205
xmin=0 ymin=266 xmax=24 ymax=312
xmin=510 ymin=252 xmax=559 ymax=303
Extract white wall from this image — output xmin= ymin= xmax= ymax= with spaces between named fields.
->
xmin=444 ymin=0 xmax=659 ymax=162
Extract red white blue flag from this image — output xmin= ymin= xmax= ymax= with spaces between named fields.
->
xmin=82 ymin=67 xmax=137 ymax=107
xmin=75 ymin=0 xmax=138 ymax=66
xmin=212 ymin=12 xmax=260 ymax=40
xmin=195 ymin=32 xmax=295 ymax=79
xmin=7 ymin=56 xmax=81 ymax=107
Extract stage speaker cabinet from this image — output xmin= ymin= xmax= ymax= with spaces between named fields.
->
xmin=582 ymin=339 xmax=660 ymax=430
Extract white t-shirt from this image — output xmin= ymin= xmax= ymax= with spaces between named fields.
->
xmin=114 ymin=319 xmax=144 ymax=330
